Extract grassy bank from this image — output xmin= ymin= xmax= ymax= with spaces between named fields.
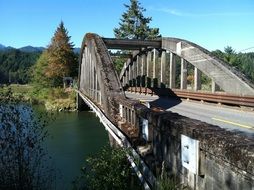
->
xmin=0 ymin=84 xmax=76 ymax=112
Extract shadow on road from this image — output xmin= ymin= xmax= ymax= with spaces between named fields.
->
xmin=139 ymin=87 xmax=182 ymax=110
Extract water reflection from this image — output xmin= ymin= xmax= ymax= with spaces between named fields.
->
xmin=45 ymin=111 xmax=108 ymax=190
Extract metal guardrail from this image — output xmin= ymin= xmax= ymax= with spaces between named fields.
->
xmin=172 ymin=89 xmax=254 ymax=107
xmin=126 ymin=87 xmax=254 ymax=108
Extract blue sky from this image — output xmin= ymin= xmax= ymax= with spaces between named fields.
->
xmin=0 ymin=0 xmax=253 ymax=52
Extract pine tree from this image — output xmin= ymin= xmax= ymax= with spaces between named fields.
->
xmin=46 ymin=21 xmax=77 ymax=86
xmin=114 ymin=0 xmax=160 ymax=40
xmin=32 ymin=51 xmax=51 ymax=88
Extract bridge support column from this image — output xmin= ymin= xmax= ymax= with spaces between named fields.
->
xmin=128 ymin=64 xmax=132 ymax=87
xmin=77 ymin=94 xmax=90 ymax=111
xmin=126 ymin=68 xmax=129 ymax=88
xmin=153 ymin=49 xmax=159 ymax=88
xmin=180 ymin=58 xmax=187 ymax=90
xmin=160 ymin=51 xmax=166 ymax=88
xmin=212 ymin=79 xmax=219 ymax=93
xmin=146 ymin=51 xmax=152 ymax=90
xmin=133 ymin=62 xmax=136 ymax=91
xmin=194 ymin=67 xmax=201 ymax=91
xmin=141 ymin=54 xmax=146 ymax=92
xmin=169 ymin=52 xmax=176 ymax=88
xmin=132 ymin=61 xmax=136 ymax=92
xmin=136 ymin=55 xmax=141 ymax=92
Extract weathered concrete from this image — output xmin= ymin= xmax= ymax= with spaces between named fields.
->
xmin=147 ymin=51 xmax=152 ymax=88
xmin=162 ymin=37 xmax=254 ymax=96
xmin=160 ymin=51 xmax=166 ymax=87
xmin=169 ymin=52 xmax=176 ymax=88
xmin=212 ymin=79 xmax=219 ymax=93
xmin=194 ymin=67 xmax=201 ymax=91
xmin=180 ymin=58 xmax=187 ymax=90
xmin=135 ymin=106 xmax=254 ymax=190
xmin=152 ymin=49 xmax=156 ymax=78
xmin=79 ymin=33 xmax=125 ymax=124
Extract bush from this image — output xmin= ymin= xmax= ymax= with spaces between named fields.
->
xmin=73 ymin=146 xmax=142 ymax=190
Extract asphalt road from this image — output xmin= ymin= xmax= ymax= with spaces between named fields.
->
xmin=125 ymin=91 xmax=254 ymax=138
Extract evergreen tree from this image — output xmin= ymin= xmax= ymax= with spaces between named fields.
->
xmin=32 ymin=51 xmax=51 ymax=88
xmin=114 ymin=0 xmax=160 ymax=40
xmin=46 ymin=21 xmax=77 ymax=86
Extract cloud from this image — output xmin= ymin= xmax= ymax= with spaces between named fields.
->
xmin=161 ymin=8 xmax=183 ymax=16
xmin=149 ymin=7 xmax=254 ymax=17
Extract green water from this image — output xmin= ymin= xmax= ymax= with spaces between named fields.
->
xmin=45 ymin=111 xmax=108 ymax=190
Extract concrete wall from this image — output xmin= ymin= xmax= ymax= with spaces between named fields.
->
xmin=136 ymin=107 xmax=254 ymax=190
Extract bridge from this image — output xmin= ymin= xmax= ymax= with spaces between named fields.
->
xmin=77 ymin=33 xmax=254 ymax=190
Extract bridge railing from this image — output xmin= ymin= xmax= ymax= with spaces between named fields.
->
xmin=119 ymin=46 xmax=215 ymax=94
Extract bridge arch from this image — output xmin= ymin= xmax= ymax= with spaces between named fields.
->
xmin=78 ymin=33 xmax=125 ymax=123
xmin=162 ymin=37 xmax=254 ymax=95
xmin=118 ymin=37 xmax=254 ymax=96
xmin=77 ymin=33 xmax=156 ymax=189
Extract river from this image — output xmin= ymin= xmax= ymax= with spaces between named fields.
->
xmin=0 ymin=103 xmax=108 ymax=190
xmin=46 ymin=111 xmax=108 ymax=189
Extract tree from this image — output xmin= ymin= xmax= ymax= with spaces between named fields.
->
xmin=32 ymin=51 xmax=51 ymax=88
xmin=114 ymin=0 xmax=160 ymax=40
xmin=73 ymin=146 xmax=142 ymax=190
xmin=223 ymin=46 xmax=240 ymax=66
xmin=0 ymin=92 xmax=54 ymax=189
xmin=46 ymin=21 xmax=77 ymax=86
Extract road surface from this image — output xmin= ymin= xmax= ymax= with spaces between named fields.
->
xmin=125 ymin=91 xmax=254 ymax=138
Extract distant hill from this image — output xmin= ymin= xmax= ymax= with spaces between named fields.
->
xmin=19 ymin=46 xmax=45 ymax=52
xmin=0 ymin=44 xmax=45 ymax=52
xmin=74 ymin=47 xmax=80 ymax=54
xmin=0 ymin=44 xmax=15 ymax=51
xmin=0 ymin=44 xmax=5 ymax=50
xmin=0 ymin=43 xmax=80 ymax=53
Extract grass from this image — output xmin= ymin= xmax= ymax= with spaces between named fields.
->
xmin=0 ymin=84 xmax=77 ymax=111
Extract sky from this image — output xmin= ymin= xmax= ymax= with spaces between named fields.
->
xmin=0 ymin=0 xmax=254 ymax=52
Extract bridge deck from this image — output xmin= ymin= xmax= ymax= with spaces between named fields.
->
xmin=125 ymin=91 xmax=254 ymax=138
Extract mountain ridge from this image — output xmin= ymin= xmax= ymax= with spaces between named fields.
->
xmin=0 ymin=43 xmax=80 ymax=53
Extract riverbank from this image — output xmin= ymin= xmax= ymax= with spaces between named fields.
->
xmin=0 ymin=84 xmax=77 ymax=112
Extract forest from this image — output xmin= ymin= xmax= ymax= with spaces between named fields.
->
xmin=0 ymin=49 xmax=41 ymax=84
xmin=0 ymin=46 xmax=254 ymax=85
